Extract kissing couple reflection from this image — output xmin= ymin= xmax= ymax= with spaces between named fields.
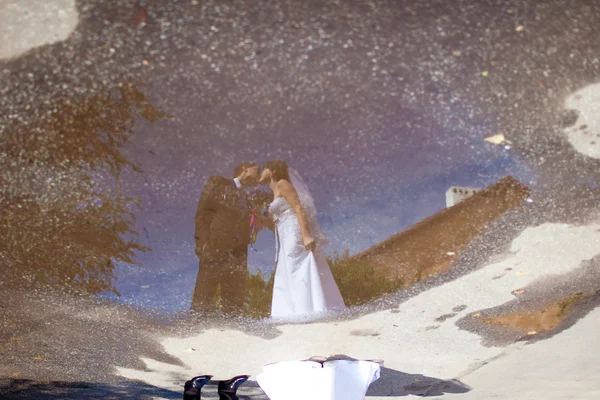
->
xmin=192 ymin=160 xmax=346 ymax=321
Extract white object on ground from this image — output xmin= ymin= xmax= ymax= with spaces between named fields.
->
xmin=257 ymin=360 xmax=381 ymax=400
xmin=484 ymin=134 xmax=512 ymax=145
xmin=563 ymin=82 xmax=600 ymax=159
xmin=0 ymin=0 xmax=79 ymax=60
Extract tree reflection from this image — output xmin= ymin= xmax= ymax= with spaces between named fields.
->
xmin=0 ymin=83 xmax=170 ymax=294
xmin=244 ymin=271 xmax=275 ymax=318
xmin=328 ymin=250 xmax=403 ymax=306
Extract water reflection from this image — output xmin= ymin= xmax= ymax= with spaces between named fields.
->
xmin=0 ymin=71 xmax=532 ymax=319
xmin=346 ymin=176 xmax=529 ymax=295
xmin=189 ymin=160 xmax=529 ymax=320
xmin=1 ymin=0 xmax=572 ymax=327
xmin=0 ymin=82 xmax=171 ymax=294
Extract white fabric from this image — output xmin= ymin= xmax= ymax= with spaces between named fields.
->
xmin=269 ymin=195 xmax=345 ymax=319
xmin=256 ymin=360 xmax=381 ymax=400
xmin=287 ymin=168 xmax=328 ymax=246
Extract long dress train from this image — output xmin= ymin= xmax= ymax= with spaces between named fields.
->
xmin=268 ymin=197 xmax=346 ymax=319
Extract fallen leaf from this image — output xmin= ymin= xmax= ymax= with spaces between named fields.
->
xmin=11 ymin=337 xmax=22 ymax=342
xmin=452 ymin=50 xmax=462 ymax=57
xmin=142 ymin=60 xmax=150 ymax=66
xmin=132 ymin=7 xmax=149 ymax=26
xmin=512 ymin=289 xmax=525 ymax=295
xmin=481 ymin=70 xmax=489 ymax=77
xmin=516 ymin=271 xmax=525 ymax=276
xmin=34 ymin=355 xmax=45 ymax=361
xmin=527 ymin=331 xmax=537 ymax=335
xmin=187 ymin=348 xmax=196 ymax=352
xmin=516 ymin=25 xmax=525 ymax=32
xmin=446 ymin=252 xmax=456 ymax=256
xmin=472 ymin=313 xmax=481 ymax=317
xmin=11 ymin=372 xmax=20 ymax=378
xmin=484 ymin=134 xmax=507 ymax=145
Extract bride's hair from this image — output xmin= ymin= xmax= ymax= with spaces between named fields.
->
xmin=263 ymin=160 xmax=290 ymax=182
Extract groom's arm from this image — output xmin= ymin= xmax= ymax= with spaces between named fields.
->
xmin=256 ymin=191 xmax=275 ymax=231
xmin=195 ymin=176 xmax=219 ymax=254
xmin=256 ymin=213 xmax=275 ymax=232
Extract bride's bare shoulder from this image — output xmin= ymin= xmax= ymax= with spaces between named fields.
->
xmin=276 ymin=179 xmax=292 ymax=190
xmin=275 ymin=179 xmax=298 ymax=202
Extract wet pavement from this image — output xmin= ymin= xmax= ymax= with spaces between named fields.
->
xmin=1 ymin=0 xmax=600 ymax=398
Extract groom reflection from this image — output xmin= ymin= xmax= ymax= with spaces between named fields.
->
xmin=192 ymin=162 xmax=265 ymax=314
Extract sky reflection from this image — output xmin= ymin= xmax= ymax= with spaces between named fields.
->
xmin=103 ymin=110 xmax=533 ymax=312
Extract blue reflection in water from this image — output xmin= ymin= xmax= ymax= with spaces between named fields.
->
xmin=101 ymin=146 xmax=534 ymax=314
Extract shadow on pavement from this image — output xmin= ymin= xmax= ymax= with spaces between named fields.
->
xmin=319 ymin=354 xmax=471 ymax=397
xmin=367 ymin=366 xmax=472 ymax=397
xmin=0 ymin=378 xmax=181 ymax=400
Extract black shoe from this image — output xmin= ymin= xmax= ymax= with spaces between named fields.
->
xmin=183 ymin=375 xmax=213 ymax=400
xmin=217 ymin=375 xmax=250 ymax=400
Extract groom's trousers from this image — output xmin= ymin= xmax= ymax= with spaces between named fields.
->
xmin=191 ymin=246 xmax=248 ymax=314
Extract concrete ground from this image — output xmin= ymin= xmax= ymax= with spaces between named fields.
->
xmin=112 ymin=217 xmax=600 ymax=399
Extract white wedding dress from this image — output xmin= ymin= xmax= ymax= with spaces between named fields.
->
xmin=268 ymin=171 xmax=346 ymax=320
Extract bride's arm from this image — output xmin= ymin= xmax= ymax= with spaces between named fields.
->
xmin=278 ymin=180 xmax=315 ymax=249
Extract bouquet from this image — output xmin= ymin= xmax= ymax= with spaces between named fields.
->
xmin=247 ymin=188 xmax=273 ymax=249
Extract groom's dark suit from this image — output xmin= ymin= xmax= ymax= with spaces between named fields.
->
xmin=192 ymin=176 xmax=251 ymax=313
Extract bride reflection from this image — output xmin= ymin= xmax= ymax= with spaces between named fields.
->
xmin=259 ymin=160 xmax=347 ymax=320
xmin=192 ymin=159 xmax=348 ymax=322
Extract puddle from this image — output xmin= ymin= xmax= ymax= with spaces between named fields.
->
xmin=483 ymin=293 xmax=591 ymax=334
xmin=1 ymin=72 xmax=535 ymax=317
xmin=456 ymin=254 xmax=600 ymax=347
xmin=1 ymin=0 xmax=563 ymax=323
